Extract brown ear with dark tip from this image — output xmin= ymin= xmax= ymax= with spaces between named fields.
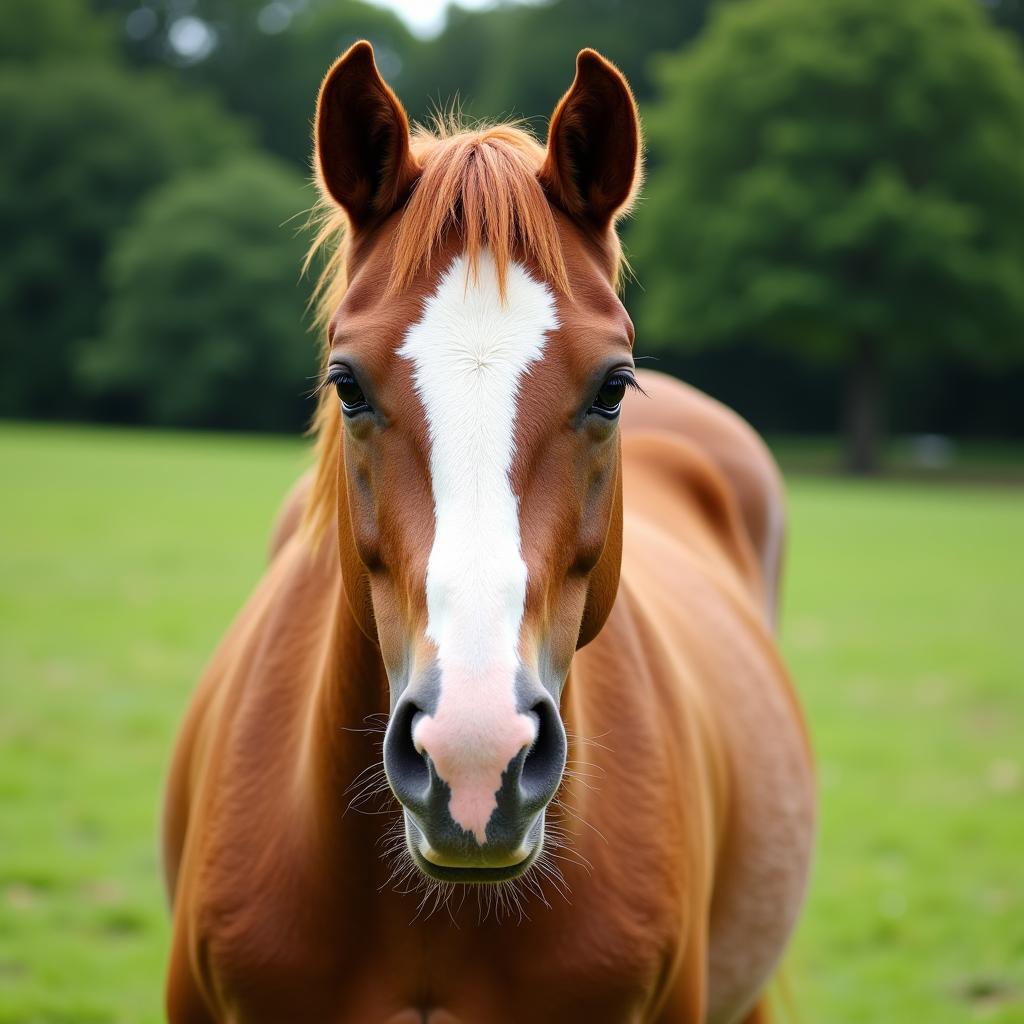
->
xmin=540 ymin=49 xmax=641 ymax=231
xmin=314 ymin=40 xmax=419 ymax=230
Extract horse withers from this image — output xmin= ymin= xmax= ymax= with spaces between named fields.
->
xmin=162 ymin=42 xmax=815 ymax=1023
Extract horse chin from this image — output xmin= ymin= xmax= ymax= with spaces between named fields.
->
xmin=402 ymin=810 xmax=545 ymax=884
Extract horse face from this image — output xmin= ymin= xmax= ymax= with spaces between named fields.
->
xmin=315 ymin=43 xmax=639 ymax=880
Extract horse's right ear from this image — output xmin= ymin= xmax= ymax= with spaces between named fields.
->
xmin=315 ymin=41 xmax=419 ymax=230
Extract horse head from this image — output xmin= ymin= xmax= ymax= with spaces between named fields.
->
xmin=310 ymin=41 xmax=641 ymax=881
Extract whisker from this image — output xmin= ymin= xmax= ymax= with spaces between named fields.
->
xmin=564 ymin=729 xmax=615 ymax=755
xmin=551 ymin=797 xmax=608 ymax=845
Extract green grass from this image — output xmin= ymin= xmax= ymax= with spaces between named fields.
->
xmin=781 ymin=479 xmax=1023 ymax=1022
xmin=1 ymin=424 xmax=1022 ymax=1022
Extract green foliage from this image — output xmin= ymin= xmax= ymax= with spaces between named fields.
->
xmin=0 ymin=64 xmax=249 ymax=419
xmin=988 ymin=0 xmax=1024 ymax=41
xmin=4 ymin=0 xmax=1024 ymax=438
xmin=92 ymin=0 xmax=711 ymax=165
xmin=95 ymin=0 xmax=418 ymax=165
xmin=182 ymin=0 xmax=415 ymax=167
xmin=0 ymin=0 xmax=114 ymax=63
xmin=82 ymin=159 xmax=316 ymax=430
xmin=1 ymin=424 xmax=1022 ymax=1020
xmin=631 ymin=0 xmax=1024 ymax=366
xmin=404 ymin=0 xmax=712 ymax=127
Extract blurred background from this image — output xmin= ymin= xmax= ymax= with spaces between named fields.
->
xmin=1 ymin=0 xmax=1022 ymax=1021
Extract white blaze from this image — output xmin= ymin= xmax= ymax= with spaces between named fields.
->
xmin=397 ymin=249 xmax=558 ymax=842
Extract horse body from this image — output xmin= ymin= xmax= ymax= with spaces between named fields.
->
xmin=163 ymin=43 xmax=813 ymax=1023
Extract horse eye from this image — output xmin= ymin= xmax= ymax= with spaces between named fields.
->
xmin=590 ymin=374 xmax=629 ymax=418
xmin=333 ymin=372 xmax=369 ymax=414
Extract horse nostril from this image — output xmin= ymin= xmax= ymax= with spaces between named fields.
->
xmin=520 ymin=697 xmax=567 ymax=807
xmin=383 ymin=698 xmax=430 ymax=806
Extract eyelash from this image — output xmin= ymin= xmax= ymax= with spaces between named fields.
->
xmin=322 ymin=367 xmax=346 ymax=391
xmin=321 ymin=366 xmax=371 ymax=415
xmin=610 ymin=371 xmax=643 ymax=394
xmin=588 ymin=369 xmax=642 ymax=419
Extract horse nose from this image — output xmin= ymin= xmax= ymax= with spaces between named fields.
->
xmin=382 ymin=696 xmax=432 ymax=812
xmin=517 ymin=696 xmax=567 ymax=811
xmin=383 ymin=688 xmax=566 ymax=858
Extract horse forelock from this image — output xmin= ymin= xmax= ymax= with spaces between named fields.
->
xmin=301 ymin=116 xmax=625 ymax=542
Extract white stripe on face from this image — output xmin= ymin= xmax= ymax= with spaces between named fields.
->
xmin=398 ymin=249 xmax=558 ymax=843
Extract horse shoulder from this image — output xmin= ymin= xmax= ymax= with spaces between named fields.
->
xmin=614 ymin=437 xmax=813 ymax=1021
xmin=622 ymin=371 xmax=786 ymax=626
xmin=162 ymin=529 xmax=343 ymax=1017
xmin=620 ymin=428 xmax=763 ymax=613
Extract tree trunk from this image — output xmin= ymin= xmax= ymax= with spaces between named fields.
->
xmin=843 ymin=336 xmax=882 ymax=475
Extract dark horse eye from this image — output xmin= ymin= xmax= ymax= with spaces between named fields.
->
xmin=590 ymin=374 xmax=630 ymax=418
xmin=333 ymin=372 xmax=369 ymax=414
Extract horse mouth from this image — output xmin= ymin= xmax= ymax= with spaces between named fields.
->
xmin=410 ymin=846 xmax=540 ymax=883
xmin=403 ymin=812 xmax=543 ymax=883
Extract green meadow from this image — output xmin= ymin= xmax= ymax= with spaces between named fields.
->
xmin=1 ymin=424 xmax=1021 ymax=1023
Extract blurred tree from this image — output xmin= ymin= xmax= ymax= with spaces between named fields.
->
xmin=1 ymin=0 xmax=114 ymax=63
xmin=82 ymin=159 xmax=315 ymax=430
xmin=631 ymin=0 xmax=1024 ymax=473
xmin=987 ymin=0 xmax=1024 ymax=41
xmin=457 ymin=0 xmax=712 ymax=121
xmin=398 ymin=5 xmax=522 ymax=124
xmin=213 ymin=1 xmax=415 ymax=166
xmin=89 ymin=0 xmax=714 ymax=165
xmin=0 ymin=65 xmax=248 ymax=419
xmin=93 ymin=0 xmax=418 ymax=166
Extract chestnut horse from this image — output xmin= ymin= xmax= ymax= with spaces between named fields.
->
xmin=162 ymin=43 xmax=814 ymax=1023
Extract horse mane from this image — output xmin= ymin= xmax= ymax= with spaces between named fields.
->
xmin=300 ymin=117 xmax=623 ymax=541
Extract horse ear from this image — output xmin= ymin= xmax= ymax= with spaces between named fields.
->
xmin=540 ymin=49 xmax=641 ymax=231
xmin=315 ymin=41 xmax=419 ymax=230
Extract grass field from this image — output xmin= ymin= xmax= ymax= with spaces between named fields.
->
xmin=1 ymin=424 xmax=1022 ymax=1023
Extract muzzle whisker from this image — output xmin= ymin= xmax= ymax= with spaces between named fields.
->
xmin=453 ymin=882 xmax=470 ymax=918
xmin=551 ymin=797 xmax=608 ymax=846
xmin=343 ymin=762 xmax=387 ymax=791
xmin=343 ymin=771 xmax=394 ymax=816
xmin=495 ymin=879 xmax=523 ymax=924
xmin=346 ymin=784 xmax=396 ymax=816
xmin=559 ymin=769 xmax=600 ymax=793
xmin=545 ymin=843 xmax=594 ymax=877
xmin=442 ymin=884 xmax=461 ymax=929
xmin=411 ymin=879 xmax=451 ymax=924
xmin=377 ymin=832 xmax=411 ymax=859
xmin=520 ymin=863 xmax=552 ymax=910
xmin=563 ymin=758 xmax=607 ymax=778
xmin=564 ymin=728 xmax=615 ymax=755
xmin=532 ymin=853 xmax=572 ymax=905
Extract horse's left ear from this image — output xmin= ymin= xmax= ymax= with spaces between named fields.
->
xmin=540 ymin=49 xmax=641 ymax=231
xmin=315 ymin=40 xmax=419 ymax=230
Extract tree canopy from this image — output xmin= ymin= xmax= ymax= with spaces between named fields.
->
xmin=630 ymin=0 xmax=1024 ymax=468
xmin=0 ymin=64 xmax=248 ymax=418
xmin=81 ymin=159 xmax=315 ymax=431
xmin=3 ymin=0 xmax=1024 ymax=444
xmin=0 ymin=0 xmax=113 ymax=64
xmin=91 ymin=0 xmax=714 ymax=166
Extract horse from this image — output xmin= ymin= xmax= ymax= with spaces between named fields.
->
xmin=161 ymin=42 xmax=815 ymax=1023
